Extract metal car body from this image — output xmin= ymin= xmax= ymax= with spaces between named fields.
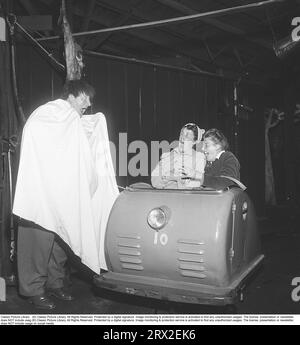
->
xmin=94 ymin=183 xmax=264 ymax=306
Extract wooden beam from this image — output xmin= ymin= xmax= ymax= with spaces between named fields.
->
xmin=36 ymin=0 xmax=268 ymax=77
xmin=83 ymin=3 xmax=271 ymax=76
xmin=86 ymin=14 xmax=132 ymax=50
xmin=69 ymin=6 xmax=229 ymax=73
xmin=86 ymin=0 xmax=144 ymax=51
xmin=78 ymin=0 xmax=96 ymax=46
xmin=18 ymin=0 xmax=52 ymax=35
xmin=90 ymin=0 xmax=269 ymax=72
xmin=18 ymin=0 xmax=38 ymax=15
xmin=155 ymin=0 xmax=272 ymax=49
xmin=156 ymin=0 xmax=244 ymax=34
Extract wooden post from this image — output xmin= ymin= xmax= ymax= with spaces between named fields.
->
xmin=60 ymin=0 xmax=84 ymax=81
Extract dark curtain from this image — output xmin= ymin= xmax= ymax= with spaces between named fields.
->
xmin=15 ymin=43 xmax=64 ymax=115
xmin=0 ymin=43 xmax=18 ymax=136
xmin=84 ymin=55 xmax=234 ymax=187
xmin=236 ymin=83 xmax=265 ymax=214
xmin=283 ymin=77 xmax=299 ymax=211
xmin=15 ymin=43 xmax=266 ymax=210
xmin=0 ymin=40 xmax=18 ymax=279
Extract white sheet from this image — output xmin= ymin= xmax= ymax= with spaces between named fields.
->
xmin=13 ymin=99 xmax=119 ymax=273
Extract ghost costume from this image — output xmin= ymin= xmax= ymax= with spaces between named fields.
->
xmin=13 ymin=99 xmax=118 ymax=296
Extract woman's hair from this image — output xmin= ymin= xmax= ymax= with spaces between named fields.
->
xmin=181 ymin=123 xmax=200 ymax=142
xmin=203 ymin=128 xmax=229 ymax=150
xmin=61 ymin=79 xmax=95 ymax=100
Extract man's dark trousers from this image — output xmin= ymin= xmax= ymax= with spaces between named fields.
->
xmin=17 ymin=223 xmax=67 ymax=297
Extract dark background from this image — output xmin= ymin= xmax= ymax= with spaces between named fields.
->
xmin=1 ymin=1 xmax=300 ymax=313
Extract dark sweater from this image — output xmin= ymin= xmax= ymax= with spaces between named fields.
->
xmin=203 ymin=151 xmax=240 ymax=190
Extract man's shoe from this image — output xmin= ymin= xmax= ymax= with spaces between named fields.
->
xmin=28 ymin=295 xmax=56 ymax=310
xmin=48 ymin=288 xmax=74 ymax=301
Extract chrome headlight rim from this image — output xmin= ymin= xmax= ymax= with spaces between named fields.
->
xmin=147 ymin=206 xmax=170 ymax=230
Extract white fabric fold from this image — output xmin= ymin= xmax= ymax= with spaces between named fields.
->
xmin=13 ymin=99 xmax=119 ymax=273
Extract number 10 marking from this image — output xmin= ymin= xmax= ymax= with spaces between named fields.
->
xmin=154 ymin=232 xmax=168 ymax=246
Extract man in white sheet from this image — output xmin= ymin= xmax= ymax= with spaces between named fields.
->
xmin=13 ymin=80 xmax=119 ymax=310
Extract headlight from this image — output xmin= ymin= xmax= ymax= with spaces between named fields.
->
xmin=147 ymin=206 xmax=170 ymax=230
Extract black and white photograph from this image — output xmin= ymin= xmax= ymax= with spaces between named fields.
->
xmin=1 ymin=0 xmax=300 ymax=327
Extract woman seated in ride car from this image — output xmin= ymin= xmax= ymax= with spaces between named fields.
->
xmin=202 ymin=128 xmax=242 ymax=190
xmin=151 ymin=123 xmax=206 ymax=189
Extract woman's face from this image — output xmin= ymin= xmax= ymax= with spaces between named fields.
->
xmin=203 ymin=137 xmax=221 ymax=162
xmin=179 ymin=128 xmax=195 ymax=152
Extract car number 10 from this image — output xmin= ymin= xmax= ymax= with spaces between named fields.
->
xmin=154 ymin=232 xmax=168 ymax=246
